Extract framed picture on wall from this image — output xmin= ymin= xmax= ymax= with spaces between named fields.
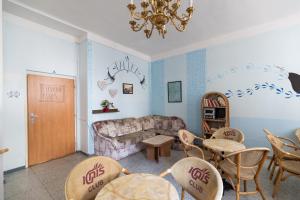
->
xmin=168 ymin=81 xmax=182 ymax=103
xmin=123 ymin=83 xmax=133 ymax=94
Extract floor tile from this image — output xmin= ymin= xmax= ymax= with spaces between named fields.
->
xmin=4 ymin=151 xmax=300 ymax=200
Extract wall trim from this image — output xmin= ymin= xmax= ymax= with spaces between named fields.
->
xmin=87 ymin=32 xmax=151 ymax=61
xmin=4 ymin=12 xmax=79 ymax=43
xmin=4 ymin=166 xmax=25 ymax=175
xmin=151 ymin=13 xmax=300 ymax=61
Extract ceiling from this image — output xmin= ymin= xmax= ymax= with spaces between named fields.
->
xmin=4 ymin=0 xmax=300 ymax=59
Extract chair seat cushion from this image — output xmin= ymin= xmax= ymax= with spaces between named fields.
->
xmin=219 ymin=160 xmax=258 ymax=180
xmin=282 ymin=160 xmax=300 ymax=175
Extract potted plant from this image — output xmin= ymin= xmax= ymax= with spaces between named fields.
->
xmin=101 ymin=100 xmax=110 ymax=112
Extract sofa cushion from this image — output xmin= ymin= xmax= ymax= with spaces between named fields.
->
xmin=113 ymin=131 xmax=156 ymax=149
xmin=153 ymin=116 xmax=172 ymax=130
xmin=139 ymin=116 xmax=155 ymax=130
xmin=154 ymin=129 xmax=178 ymax=137
xmin=170 ymin=116 xmax=186 ymax=131
xmin=93 ymin=118 xmax=142 ymax=138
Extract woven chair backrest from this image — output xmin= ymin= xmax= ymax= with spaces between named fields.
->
xmin=65 ymin=156 xmax=123 ymax=200
xmin=265 ymin=133 xmax=289 ymax=159
xmin=170 ymin=157 xmax=223 ymax=200
xmin=179 ymin=129 xmax=196 ymax=146
xmin=211 ymin=127 xmax=244 ymax=143
xmin=225 ymin=148 xmax=270 ymax=169
xmin=296 ymin=129 xmax=300 ymax=141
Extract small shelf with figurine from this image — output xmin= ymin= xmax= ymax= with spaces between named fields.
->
xmin=92 ymin=100 xmax=119 ymax=114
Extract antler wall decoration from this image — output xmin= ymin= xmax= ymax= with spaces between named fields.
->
xmin=99 ymin=56 xmax=146 ymax=90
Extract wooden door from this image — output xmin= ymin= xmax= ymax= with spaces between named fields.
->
xmin=27 ymin=74 xmax=75 ymax=166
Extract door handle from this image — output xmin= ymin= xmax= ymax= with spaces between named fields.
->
xmin=30 ymin=113 xmax=38 ymax=124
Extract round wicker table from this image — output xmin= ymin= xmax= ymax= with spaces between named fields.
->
xmin=203 ymin=138 xmax=246 ymax=154
xmin=95 ymin=173 xmax=179 ymax=200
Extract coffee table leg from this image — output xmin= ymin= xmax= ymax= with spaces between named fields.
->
xmin=155 ymin=147 xmax=159 ymax=163
xmin=160 ymin=142 xmax=172 ymax=157
xmin=146 ymin=146 xmax=155 ymax=161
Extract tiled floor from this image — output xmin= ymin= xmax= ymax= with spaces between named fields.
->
xmin=4 ymin=150 xmax=300 ymax=200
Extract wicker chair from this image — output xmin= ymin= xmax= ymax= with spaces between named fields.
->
xmin=160 ymin=157 xmax=223 ymax=200
xmin=265 ymin=132 xmax=300 ymax=198
xmin=296 ymin=128 xmax=300 ymax=143
xmin=211 ymin=127 xmax=245 ymax=143
xmin=219 ymin=147 xmax=270 ymax=200
xmin=178 ymin=129 xmax=205 ymax=159
xmin=264 ymin=129 xmax=300 ymax=181
xmin=65 ymin=156 xmax=130 ymax=200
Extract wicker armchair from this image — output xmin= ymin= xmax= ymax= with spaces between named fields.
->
xmin=160 ymin=157 xmax=223 ymax=200
xmin=219 ymin=147 xmax=270 ymax=200
xmin=211 ymin=127 xmax=245 ymax=143
xmin=265 ymin=131 xmax=300 ymax=198
xmin=264 ymin=129 xmax=300 ymax=181
xmin=296 ymin=128 xmax=300 ymax=143
xmin=178 ymin=129 xmax=205 ymax=159
xmin=65 ymin=156 xmax=130 ymax=200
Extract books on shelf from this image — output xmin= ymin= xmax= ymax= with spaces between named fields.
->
xmin=203 ymin=97 xmax=226 ymax=107
xmin=203 ymin=121 xmax=210 ymax=133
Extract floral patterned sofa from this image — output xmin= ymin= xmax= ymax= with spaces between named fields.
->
xmin=92 ymin=115 xmax=186 ymax=160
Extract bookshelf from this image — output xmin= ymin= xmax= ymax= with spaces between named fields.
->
xmin=201 ymin=92 xmax=230 ymax=139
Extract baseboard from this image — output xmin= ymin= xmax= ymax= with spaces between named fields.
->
xmin=77 ymin=150 xmax=94 ymax=156
xmin=4 ymin=166 xmax=26 ymax=175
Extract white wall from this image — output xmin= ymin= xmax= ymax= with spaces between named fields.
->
xmin=0 ymin=0 xmax=4 ymax=199
xmin=3 ymin=13 xmax=78 ymax=170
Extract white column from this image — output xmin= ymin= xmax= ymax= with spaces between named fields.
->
xmin=0 ymin=0 xmax=4 ymax=198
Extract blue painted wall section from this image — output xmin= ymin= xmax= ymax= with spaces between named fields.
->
xmin=186 ymin=49 xmax=206 ymax=135
xmin=231 ymin=117 xmax=300 ymax=147
xmin=151 ymin=60 xmax=165 ymax=115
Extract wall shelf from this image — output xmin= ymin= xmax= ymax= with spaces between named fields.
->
xmin=92 ymin=109 xmax=119 ymax=114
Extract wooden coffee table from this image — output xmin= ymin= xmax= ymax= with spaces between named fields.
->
xmin=143 ymin=135 xmax=174 ymax=163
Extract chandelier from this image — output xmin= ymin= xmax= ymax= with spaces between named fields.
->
xmin=127 ymin=0 xmax=194 ymax=39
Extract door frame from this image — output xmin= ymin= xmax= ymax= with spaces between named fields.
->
xmin=25 ymin=70 xmax=78 ymax=168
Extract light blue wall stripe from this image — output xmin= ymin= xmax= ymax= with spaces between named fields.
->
xmin=151 ymin=60 xmax=165 ymax=115
xmin=186 ymin=49 xmax=206 ymax=135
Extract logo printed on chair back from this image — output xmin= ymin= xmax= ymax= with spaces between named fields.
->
xmin=188 ymin=166 xmax=210 ymax=193
xmin=82 ymin=163 xmax=105 ymax=193
xmin=224 ymin=130 xmax=235 ymax=137
xmin=83 ymin=163 xmax=105 ymax=185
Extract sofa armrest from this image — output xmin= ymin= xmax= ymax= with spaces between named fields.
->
xmin=95 ymin=133 xmax=117 ymax=149
xmin=92 ymin=123 xmax=117 ymax=149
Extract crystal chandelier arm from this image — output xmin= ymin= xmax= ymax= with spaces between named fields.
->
xmin=130 ymin=18 xmax=149 ymax=32
xmin=170 ymin=17 xmax=186 ymax=32
xmin=167 ymin=6 xmax=193 ymax=22
xmin=145 ymin=23 xmax=154 ymax=38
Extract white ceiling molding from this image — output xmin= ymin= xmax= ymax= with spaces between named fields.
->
xmin=4 ymin=0 xmax=151 ymax=61
xmin=151 ymin=12 xmax=300 ymax=61
xmin=86 ymin=32 xmax=151 ymax=61
xmin=4 ymin=12 xmax=80 ymax=43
